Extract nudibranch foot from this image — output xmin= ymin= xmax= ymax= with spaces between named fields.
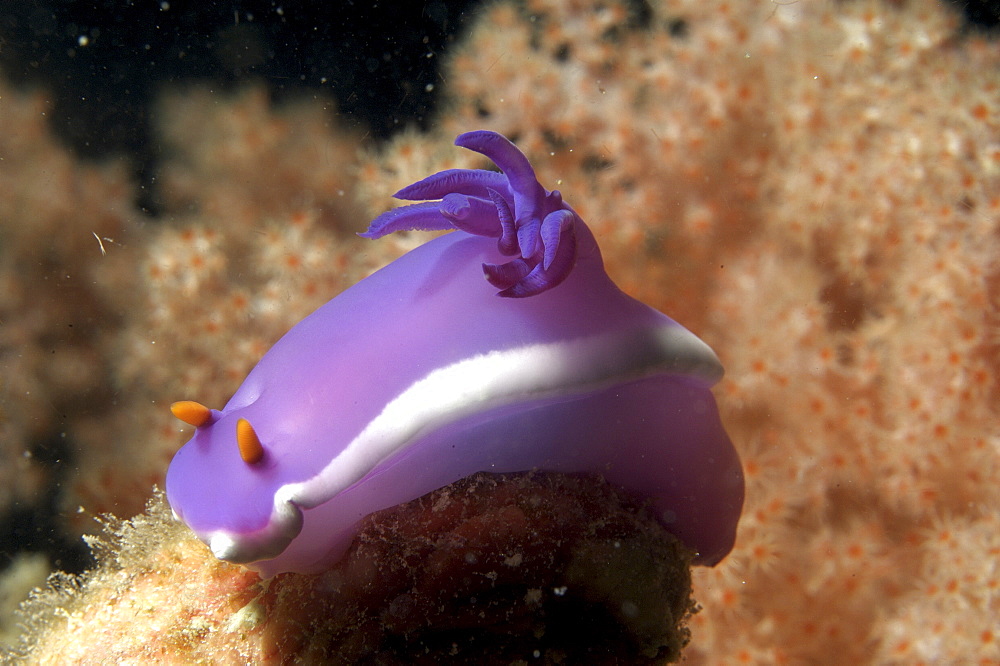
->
xmin=165 ymin=130 xmax=744 ymax=577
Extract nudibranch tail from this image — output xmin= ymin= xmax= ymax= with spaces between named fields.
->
xmin=236 ymin=418 xmax=265 ymax=465
xmin=170 ymin=400 xmax=214 ymax=427
xmin=361 ymin=130 xmax=579 ymax=297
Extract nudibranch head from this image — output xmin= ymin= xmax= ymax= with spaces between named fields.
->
xmin=165 ymin=130 xmax=744 ymax=577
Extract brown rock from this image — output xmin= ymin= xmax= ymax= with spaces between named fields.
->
xmin=267 ymin=471 xmax=695 ymax=664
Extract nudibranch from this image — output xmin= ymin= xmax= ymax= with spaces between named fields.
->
xmin=165 ymin=130 xmax=744 ymax=577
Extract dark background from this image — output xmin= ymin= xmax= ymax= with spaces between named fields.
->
xmin=0 ymin=0 xmax=485 ymax=214
xmin=0 ymin=0 xmax=996 ymax=178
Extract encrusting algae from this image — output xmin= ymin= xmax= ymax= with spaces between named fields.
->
xmin=1 ymin=0 xmax=998 ymax=663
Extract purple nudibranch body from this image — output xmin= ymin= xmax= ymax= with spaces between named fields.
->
xmin=165 ymin=131 xmax=744 ymax=577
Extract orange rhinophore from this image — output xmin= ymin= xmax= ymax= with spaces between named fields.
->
xmin=170 ymin=401 xmax=213 ymax=428
xmin=236 ymin=418 xmax=265 ymax=465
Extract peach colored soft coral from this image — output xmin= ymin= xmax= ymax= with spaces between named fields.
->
xmin=0 ymin=74 xmax=138 ymax=520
